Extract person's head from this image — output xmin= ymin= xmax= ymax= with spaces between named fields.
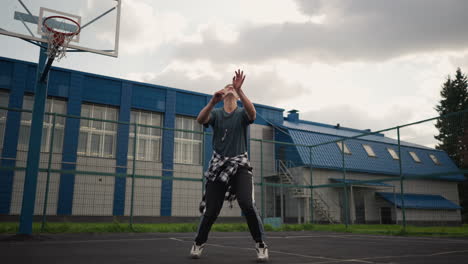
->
xmin=223 ymin=84 xmax=239 ymax=101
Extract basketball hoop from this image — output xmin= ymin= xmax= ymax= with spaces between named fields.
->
xmin=42 ymin=16 xmax=81 ymax=61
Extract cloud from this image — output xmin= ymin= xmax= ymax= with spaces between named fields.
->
xmin=126 ymin=60 xmax=307 ymax=105
xmin=301 ymin=104 xmax=417 ymax=131
xmin=450 ymin=53 xmax=468 ymax=72
xmin=172 ymin=0 xmax=468 ymax=64
xmin=231 ymin=0 xmax=313 ymax=25
xmin=84 ymin=0 xmax=189 ymax=55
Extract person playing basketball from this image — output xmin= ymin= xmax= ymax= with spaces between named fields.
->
xmin=190 ymin=70 xmax=269 ymax=262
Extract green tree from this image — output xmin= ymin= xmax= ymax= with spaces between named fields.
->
xmin=434 ymin=68 xmax=468 ymax=222
xmin=434 ymin=68 xmax=468 ymax=166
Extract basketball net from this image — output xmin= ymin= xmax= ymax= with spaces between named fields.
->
xmin=43 ymin=16 xmax=81 ymax=61
xmin=44 ymin=31 xmax=74 ymax=60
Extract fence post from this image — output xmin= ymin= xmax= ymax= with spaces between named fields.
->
xmin=397 ymin=127 xmax=406 ymax=230
xmin=130 ymin=122 xmax=137 ymax=230
xmin=279 ymin=160 xmax=284 ymax=223
xmin=41 ymin=113 xmax=56 ymax=232
xmin=260 ymin=140 xmax=265 ymax=219
xmin=309 ymin=146 xmax=314 ymax=223
xmin=393 ymin=186 xmax=398 ymax=225
xmin=202 ymin=131 xmax=206 ymax=194
xmin=342 ymin=140 xmax=349 ymax=228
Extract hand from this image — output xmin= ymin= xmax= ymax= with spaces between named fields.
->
xmin=211 ymin=89 xmax=225 ymax=105
xmin=232 ymin=69 xmax=246 ymax=93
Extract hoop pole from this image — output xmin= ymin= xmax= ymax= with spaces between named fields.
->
xmin=18 ymin=43 xmax=49 ymax=235
xmin=39 ymin=56 xmax=55 ymax=83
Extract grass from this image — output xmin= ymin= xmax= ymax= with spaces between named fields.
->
xmin=1 ymin=222 xmax=468 ymax=237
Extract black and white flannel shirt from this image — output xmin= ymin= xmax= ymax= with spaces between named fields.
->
xmin=199 ymin=151 xmax=250 ymax=214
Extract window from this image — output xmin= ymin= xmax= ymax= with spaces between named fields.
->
xmin=429 ymin=154 xmax=441 ymax=165
xmin=0 ymin=90 xmax=9 ymax=149
xmin=78 ymin=103 xmax=118 ymax=158
xmin=128 ymin=110 xmax=163 ymax=161
xmin=362 ymin=144 xmax=376 ymax=157
xmin=336 ymin=141 xmax=351 ymax=155
xmin=18 ymin=95 xmax=67 ymax=153
xmin=174 ymin=115 xmax=202 ymax=164
xmin=409 ymin=151 xmax=421 ymax=163
xmin=387 ymin=148 xmax=399 ymax=160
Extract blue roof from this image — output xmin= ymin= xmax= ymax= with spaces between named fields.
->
xmin=376 ymin=192 xmax=462 ymax=210
xmin=330 ymin=178 xmax=394 ymax=187
xmin=283 ymin=120 xmax=432 ymax=149
xmin=277 ymin=121 xmax=465 ymax=182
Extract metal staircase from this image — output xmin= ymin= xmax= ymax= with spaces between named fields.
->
xmin=277 ymin=160 xmax=309 ymax=198
xmin=312 ymin=190 xmax=338 ymax=224
xmin=277 ymin=160 xmax=338 ymax=224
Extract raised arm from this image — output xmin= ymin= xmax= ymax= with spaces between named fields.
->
xmin=196 ymin=89 xmax=224 ymax=124
xmin=233 ymin=70 xmax=256 ymax=121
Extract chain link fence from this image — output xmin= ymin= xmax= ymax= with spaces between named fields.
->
xmin=0 ymin=106 xmax=467 ymax=231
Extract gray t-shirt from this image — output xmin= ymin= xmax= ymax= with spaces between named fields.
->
xmin=205 ymin=107 xmax=253 ymax=157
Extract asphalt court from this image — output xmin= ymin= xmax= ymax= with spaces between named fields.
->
xmin=1 ymin=231 xmax=468 ymax=264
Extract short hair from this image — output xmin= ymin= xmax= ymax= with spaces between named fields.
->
xmin=223 ymin=84 xmax=239 ymax=99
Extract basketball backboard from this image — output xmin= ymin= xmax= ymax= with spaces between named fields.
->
xmin=0 ymin=0 xmax=121 ymax=57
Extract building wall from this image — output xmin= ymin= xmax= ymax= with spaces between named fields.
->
xmin=402 ymin=209 xmax=460 ymax=223
xmin=124 ymin=161 xmax=162 ymax=216
xmin=171 ymin=163 xmax=204 ymax=217
xmin=10 ymin=152 xmax=62 ymax=215
xmin=250 ymin=124 xmax=275 ymax=217
xmin=304 ymin=168 xmax=461 ymax=223
xmin=72 ymin=156 xmax=116 ymax=216
xmin=392 ymin=179 xmax=461 ymax=223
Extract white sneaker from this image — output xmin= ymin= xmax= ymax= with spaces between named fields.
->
xmin=190 ymin=243 xmax=205 ymax=259
xmin=255 ymin=242 xmax=269 ymax=262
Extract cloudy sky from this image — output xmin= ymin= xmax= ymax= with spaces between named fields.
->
xmin=2 ymin=0 xmax=468 ymax=147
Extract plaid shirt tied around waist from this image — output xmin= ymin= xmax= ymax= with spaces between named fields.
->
xmin=199 ymin=151 xmax=251 ymax=214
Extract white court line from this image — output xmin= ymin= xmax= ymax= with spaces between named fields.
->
xmin=430 ymin=249 xmax=468 ymax=256
xmin=337 ymin=233 xmax=468 ymax=241
xmin=291 ymin=249 xmax=468 ymax=264
xmin=199 ymin=233 xmax=468 ymax=245
xmin=281 ymin=234 xmax=468 ymax=244
xmin=5 ymin=233 xmax=466 ymax=246
xmin=174 ymin=234 xmax=468 ymax=244
xmin=170 ymin=237 xmax=376 ymax=263
xmin=359 ymin=249 xmax=468 ymax=261
xmin=303 ymin=249 xmax=468 ymax=264
xmin=172 ymin=235 xmax=285 ymax=239
xmin=166 ymin=234 xmax=468 ymax=248
xmin=340 ymin=234 xmax=468 ymax=244
xmin=296 ymin=260 xmax=386 ymax=264
xmin=298 ymin=260 xmax=397 ymax=264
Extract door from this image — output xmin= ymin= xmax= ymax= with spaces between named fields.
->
xmin=354 ymin=191 xmax=366 ymax=224
xmin=380 ymin=207 xmax=392 ymax=224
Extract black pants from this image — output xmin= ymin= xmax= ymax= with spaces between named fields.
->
xmin=195 ymin=165 xmax=265 ymax=244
